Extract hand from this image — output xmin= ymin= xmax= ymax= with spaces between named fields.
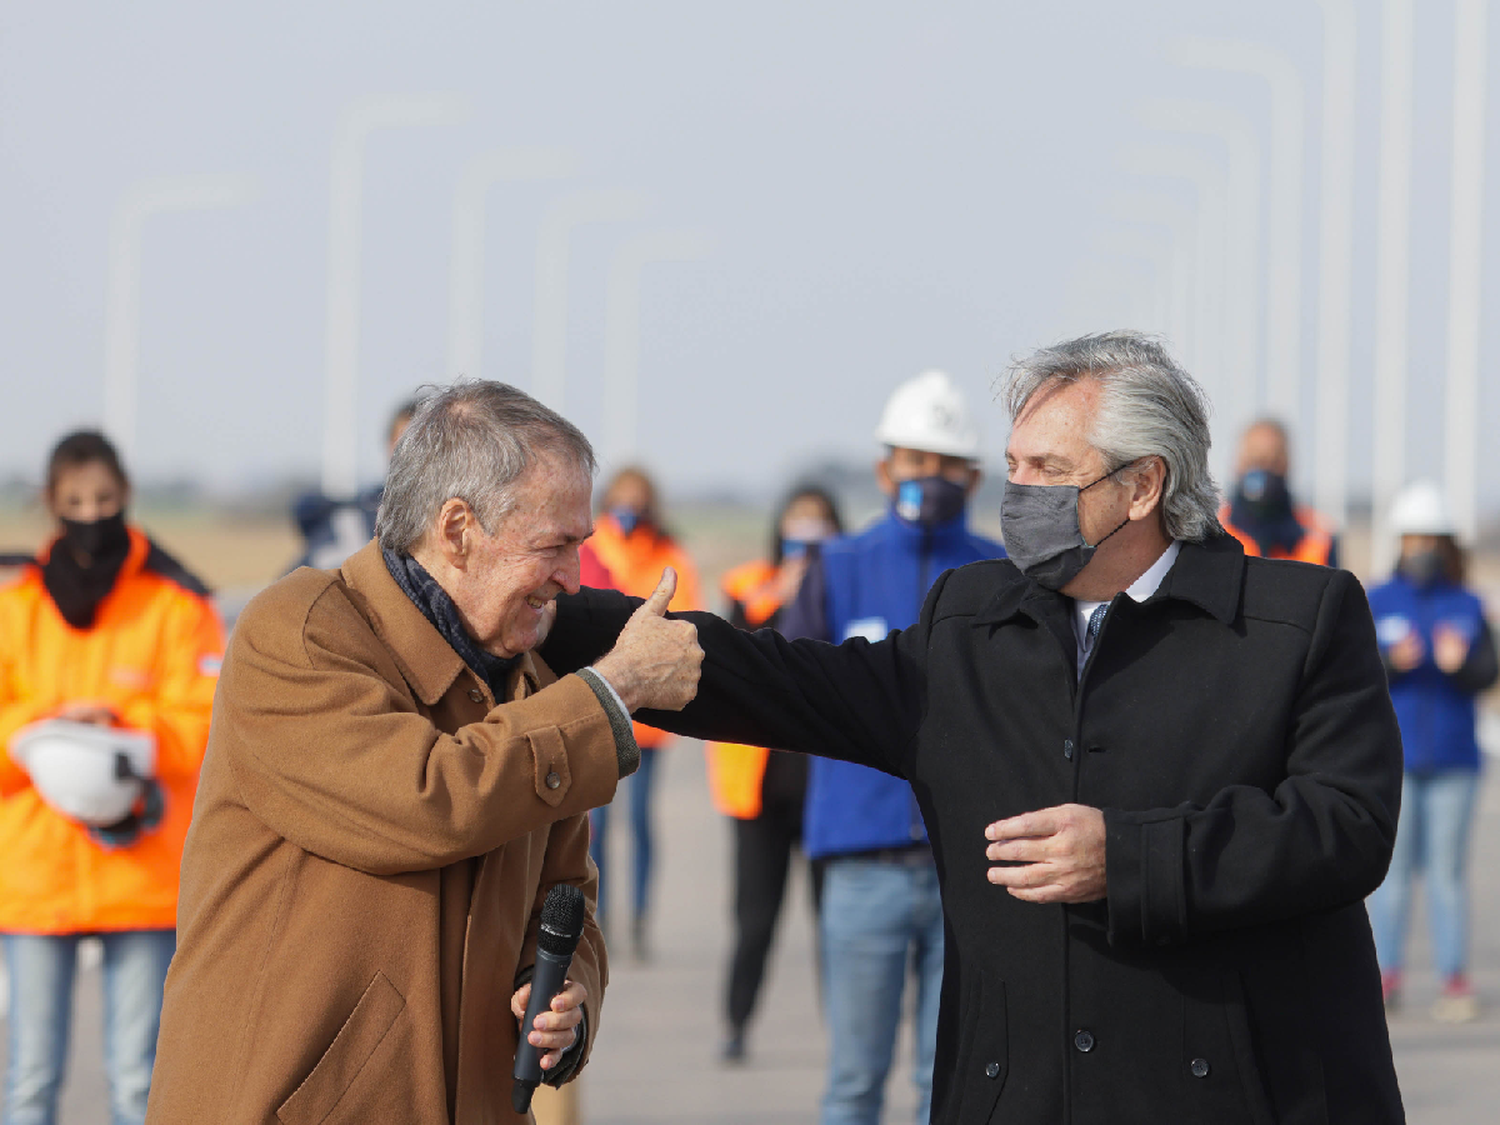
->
xmin=56 ymin=702 xmax=115 ymax=727
xmin=770 ymin=555 xmax=811 ymax=606
xmin=1389 ymin=631 xmax=1424 ymax=672
xmin=510 ymin=978 xmax=587 ymax=1071
xmin=592 ymin=568 xmax=703 ymax=713
xmin=984 ymin=803 xmax=1106 ymax=904
xmin=1433 ymin=624 xmax=1471 ymax=674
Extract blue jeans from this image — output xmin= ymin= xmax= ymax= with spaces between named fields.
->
xmin=819 ymin=854 xmax=943 ymax=1125
xmin=1368 ymin=769 xmax=1480 ymax=979
xmin=2 ymin=930 xmax=176 ymax=1125
xmin=589 ymin=745 xmax=661 ymax=921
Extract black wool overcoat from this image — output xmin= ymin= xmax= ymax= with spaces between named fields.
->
xmin=544 ymin=533 xmax=1406 ymax=1125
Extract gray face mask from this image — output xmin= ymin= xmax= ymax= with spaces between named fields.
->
xmin=1001 ymin=473 xmax=1128 ymax=591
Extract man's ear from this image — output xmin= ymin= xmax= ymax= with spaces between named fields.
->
xmin=434 ymin=498 xmax=475 ymax=567
xmin=874 ymin=458 xmax=896 ymax=499
xmin=1127 ymin=457 xmax=1167 ymax=521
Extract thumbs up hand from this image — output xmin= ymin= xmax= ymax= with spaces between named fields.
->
xmin=592 ymin=568 xmax=704 ymax=712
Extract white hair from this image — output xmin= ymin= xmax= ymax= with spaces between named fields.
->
xmin=1000 ymin=331 xmax=1221 ymax=542
xmin=376 ymin=381 xmax=596 ymax=552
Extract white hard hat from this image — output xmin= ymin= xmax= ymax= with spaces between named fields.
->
xmin=9 ymin=719 xmax=156 ymax=827
xmin=873 ymin=370 xmax=981 ymax=459
xmin=1390 ymin=480 xmax=1458 ymax=538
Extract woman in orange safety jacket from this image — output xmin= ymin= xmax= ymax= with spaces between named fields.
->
xmin=0 ymin=431 xmax=223 ymax=1125
xmin=585 ymin=466 xmax=700 ymax=958
xmin=707 ymin=485 xmax=841 ymax=1062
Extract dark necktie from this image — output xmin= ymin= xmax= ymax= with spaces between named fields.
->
xmin=1086 ymin=603 xmax=1108 ymax=648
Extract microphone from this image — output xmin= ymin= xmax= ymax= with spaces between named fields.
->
xmin=512 ymin=884 xmax=587 ymax=1114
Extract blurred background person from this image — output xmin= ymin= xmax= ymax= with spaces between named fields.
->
xmin=780 ymin=371 xmax=1003 ymax=1125
xmin=0 ymin=431 xmax=223 ymax=1125
xmin=1219 ymin=417 xmax=1338 ymax=566
xmin=288 ymin=394 xmax=423 ymax=571
xmin=1366 ymin=480 xmax=1497 ymax=1023
xmin=707 ymin=484 xmax=842 ymax=1064
xmin=586 ymin=466 xmax=701 ymax=957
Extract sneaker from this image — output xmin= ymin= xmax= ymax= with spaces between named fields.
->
xmin=1432 ymin=975 xmax=1479 ymax=1023
xmin=1381 ymin=970 xmax=1401 ymax=1010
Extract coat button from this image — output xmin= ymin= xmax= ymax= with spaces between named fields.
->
xmin=1190 ymin=1058 xmax=1210 ymax=1078
xmin=545 ymin=771 xmax=561 ymax=790
xmin=1063 ymin=739 xmax=1075 ymax=760
xmin=1073 ymin=1029 xmax=1095 ymax=1053
xmin=468 ymin=687 xmax=484 ymax=703
xmin=984 ymin=1061 xmax=1001 ymax=1079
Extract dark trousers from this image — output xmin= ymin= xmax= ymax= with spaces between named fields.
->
xmin=725 ymin=794 xmax=822 ymax=1031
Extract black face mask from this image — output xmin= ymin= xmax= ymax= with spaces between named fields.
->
xmin=43 ymin=513 xmax=132 ymax=629
xmin=1399 ymin=549 xmax=1447 ymax=588
xmin=1000 ymin=473 xmax=1129 ymax=591
xmin=893 ymin=476 xmax=968 ymax=529
xmin=59 ymin=512 xmax=130 ymax=561
xmin=1234 ymin=469 xmax=1293 ymax=521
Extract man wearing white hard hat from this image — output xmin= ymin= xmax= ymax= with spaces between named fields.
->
xmin=1366 ymin=481 xmax=1497 ymax=1023
xmin=777 ymin=370 xmax=1004 ymax=1125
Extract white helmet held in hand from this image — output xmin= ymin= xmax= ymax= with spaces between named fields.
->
xmin=1390 ymin=480 xmax=1458 ymax=538
xmin=9 ymin=719 xmax=156 ymax=826
xmin=874 ymin=370 xmax=981 ymax=459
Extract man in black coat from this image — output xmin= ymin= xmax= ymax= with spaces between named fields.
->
xmin=544 ymin=331 xmax=1405 ymax=1124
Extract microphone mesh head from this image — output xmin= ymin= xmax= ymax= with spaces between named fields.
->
xmin=537 ymin=884 xmax=587 ymax=957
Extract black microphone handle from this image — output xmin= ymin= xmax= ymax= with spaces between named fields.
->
xmin=511 ymin=945 xmax=576 ymax=1114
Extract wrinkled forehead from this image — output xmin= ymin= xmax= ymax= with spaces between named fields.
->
xmin=1005 ymin=378 xmax=1104 ymax=468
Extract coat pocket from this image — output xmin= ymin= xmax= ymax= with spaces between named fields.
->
xmin=277 ymin=971 xmax=407 ymax=1125
xmin=1181 ymin=971 xmax=1276 ymax=1125
xmin=947 ymin=972 xmax=1007 ymax=1124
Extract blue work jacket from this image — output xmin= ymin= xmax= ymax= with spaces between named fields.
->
xmin=782 ymin=508 xmax=1003 ymax=859
xmin=1367 ymin=573 xmax=1497 ymax=773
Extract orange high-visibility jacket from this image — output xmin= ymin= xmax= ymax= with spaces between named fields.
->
xmin=706 ymin=559 xmax=782 ymax=819
xmin=1219 ymin=504 xmax=1336 ymax=566
xmin=587 ymin=514 xmax=701 ymax=752
xmin=0 ymin=527 xmax=224 ymax=933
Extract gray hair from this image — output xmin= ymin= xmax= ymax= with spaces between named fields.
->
xmin=1000 ymin=331 xmax=1221 ymax=542
xmin=376 ymin=381 xmax=597 ymax=552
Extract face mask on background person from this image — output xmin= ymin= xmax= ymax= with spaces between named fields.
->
xmin=59 ymin=511 xmax=129 ymax=561
xmin=894 ymin=476 xmax=968 ymax=528
xmin=1234 ymin=469 xmax=1292 ymax=520
xmin=1000 ymin=473 xmax=1129 ymax=591
xmin=780 ymin=517 xmax=836 ymax=561
xmin=1398 ymin=548 xmax=1446 ymax=588
xmin=610 ymin=506 xmax=647 ymax=537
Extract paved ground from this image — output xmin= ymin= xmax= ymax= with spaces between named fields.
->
xmin=3 ymin=746 xmax=1497 ymax=1123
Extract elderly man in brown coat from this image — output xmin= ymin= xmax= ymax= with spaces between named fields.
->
xmin=146 ymin=383 xmax=702 ymax=1124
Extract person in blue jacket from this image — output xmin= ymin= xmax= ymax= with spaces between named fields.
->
xmin=779 ymin=370 xmax=1004 ymax=1125
xmin=1367 ymin=480 xmax=1497 ymax=1023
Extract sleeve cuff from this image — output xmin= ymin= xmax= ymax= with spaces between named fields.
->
xmin=1104 ymin=810 xmax=1186 ymax=948
xmin=577 ymin=667 xmax=640 ymax=778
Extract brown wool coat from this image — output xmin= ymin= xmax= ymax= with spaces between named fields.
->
xmin=147 ymin=542 xmax=621 ymax=1125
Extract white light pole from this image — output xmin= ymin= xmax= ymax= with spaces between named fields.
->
xmin=1135 ymin=100 xmax=1264 ymax=442
xmin=1095 ymin=229 xmax=1176 ymax=339
xmin=1168 ymin=37 xmax=1307 ymax=433
xmin=446 ymin=148 xmax=575 ymax=381
xmin=1372 ymin=0 xmax=1415 ymax=573
xmin=530 ymin=189 xmax=645 ymax=411
xmin=1446 ymin=0 xmax=1489 ymax=542
xmin=1314 ymin=0 xmax=1359 ymax=533
xmin=322 ymin=93 xmax=469 ymax=496
xmin=1109 ymin=193 xmax=1199 ymax=365
xmin=104 ymin=174 xmax=260 ymax=467
xmin=602 ymin=231 xmax=713 ymax=464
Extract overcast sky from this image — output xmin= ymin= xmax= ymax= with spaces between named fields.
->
xmin=2 ymin=1 xmax=1497 ymax=515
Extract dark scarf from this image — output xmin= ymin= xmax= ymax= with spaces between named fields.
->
xmin=41 ymin=516 xmax=133 ymax=630
xmin=383 ymin=548 xmax=518 ymax=696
